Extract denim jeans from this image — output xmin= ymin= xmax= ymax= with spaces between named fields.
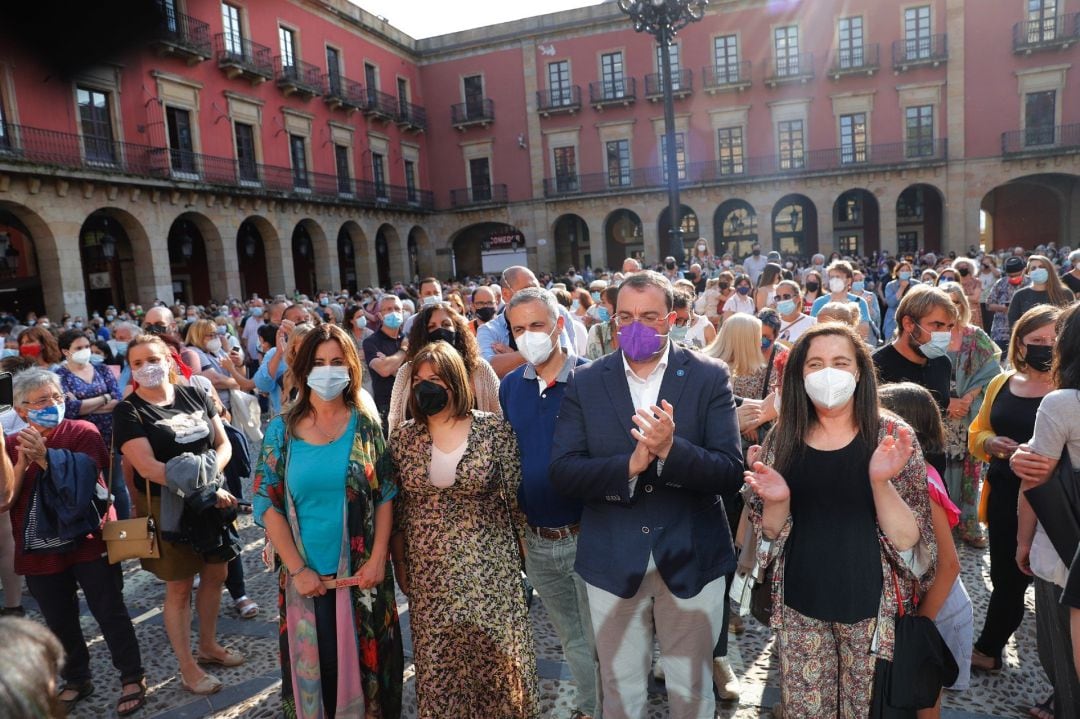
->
xmin=524 ymin=530 xmax=600 ymax=717
xmin=111 ymin=450 xmax=132 ymax=520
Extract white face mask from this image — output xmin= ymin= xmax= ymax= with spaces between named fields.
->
xmin=917 ymin=326 xmax=951 ymax=359
xmin=69 ymin=348 xmax=92 ymax=365
xmin=307 ymin=366 xmax=351 ymax=401
xmin=804 ymin=367 xmax=858 ymax=410
xmin=828 ymin=277 xmax=846 ymax=294
xmin=206 ymin=338 xmax=222 ymax=355
xmin=518 ymin=326 xmax=558 ymax=367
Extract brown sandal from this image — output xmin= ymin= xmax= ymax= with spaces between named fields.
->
xmin=117 ymin=679 xmax=147 ymax=716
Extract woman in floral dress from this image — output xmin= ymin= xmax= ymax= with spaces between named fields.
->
xmin=389 ymin=341 xmax=538 ymax=719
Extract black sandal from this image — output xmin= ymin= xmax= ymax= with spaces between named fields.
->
xmin=58 ymin=680 xmax=94 ymax=712
xmin=117 ymin=678 xmax=147 ymax=717
xmin=1029 ymin=693 xmax=1054 ymax=719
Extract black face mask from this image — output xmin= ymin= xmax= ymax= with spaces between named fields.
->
xmin=718 ymin=282 xmax=730 ymax=291
xmin=805 ymin=281 xmax=820 ymax=293
xmin=958 ymin=267 xmax=970 ymax=277
xmin=753 ymin=250 xmax=761 ymax=256
xmin=475 ymin=307 xmax=496 ymax=323
xmin=413 ymin=380 xmax=449 ymax=416
xmin=429 ymin=328 xmax=457 ymax=346
xmin=144 ymin=323 xmax=169 ymax=336
xmin=1024 ymin=344 xmax=1054 ymax=373
xmin=665 ymin=261 xmax=676 ymax=270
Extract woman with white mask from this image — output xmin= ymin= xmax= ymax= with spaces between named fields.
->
xmin=742 ymin=323 xmax=937 ymax=717
xmin=185 ymin=319 xmax=255 ymax=413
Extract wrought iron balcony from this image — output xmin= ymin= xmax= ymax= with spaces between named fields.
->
xmin=1013 ymin=13 xmax=1080 ymax=53
xmin=275 ymin=58 xmax=323 ymax=99
xmin=451 ymin=99 xmax=495 ymax=129
xmin=362 ymin=88 xmax=399 ymax=121
xmin=323 ymin=75 xmax=366 ymax=111
xmin=892 ymin=34 xmax=948 ymax=70
xmin=151 ymin=6 xmax=212 ymax=63
xmin=765 ymin=53 xmax=814 ymax=86
xmin=449 ymin=183 xmax=508 ymax=207
xmin=536 ymin=86 xmax=582 ymax=116
xmin=702 ymin=62 xmax=751 ymax=93
xmin=644 ymin=69 xmax=693 ymax=100
xmin=589 ymin=78 xmax=636 ymax=108
xmin=1002 ymin=123 xmax=1080 ymax=155
xmin=396 ymin=100 xmax=427 ymax=132
xmin=213 ymin=34 xmax=273 ymax=84
xmin=829 ymin=43 xmax=880 ymax=78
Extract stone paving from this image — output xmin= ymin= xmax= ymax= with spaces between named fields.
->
xmin=41 ymin=483 xmax=1051 ymax=719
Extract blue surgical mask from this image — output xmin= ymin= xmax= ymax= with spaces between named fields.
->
xmin=669 ymin=324 xmax=689 ymax=343
xmin=1030 ymin=268 xmax=1049 ymax=284
xmin=597 ymin=307 xmax=611 ymax=322
xmin=591 ymin=291 xmax=601 ymax=303
xmin=761 ymin=337 xmax=773 ymax=350
xmin=899 ymin=271 xmax=912 ymax=281
xmin=917 ymin=325 xmax=951 ymax=359
xmin=27 ymin=402 xmax=65 ymax=429
xmin=113 ymin=341 xmax=128 ymax=357
xmin=89 ymin=354 xmax=105 ymax=365
xmin=851 ymin=281 xmax=865 ymax=293
xmin=776 ymin=299 xmax=797 ymax=316
xmin=383 ymin=312 xmax=403 ymax=329
xmin=571 ymin=299 xmax=580 ymax=311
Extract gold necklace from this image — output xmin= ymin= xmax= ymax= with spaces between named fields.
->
xmin=311 ymin=410 xmax=349 ymax=443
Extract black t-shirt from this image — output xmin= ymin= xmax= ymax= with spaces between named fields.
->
xmin=873 ymin=343 xmax=951 ymax=475
xmin=362 ymin=329 xmax=403 ymax=415
xmin=113 ymin=385 xmax=217 ymax=496
xmin=1063 ymin=272 xmax=1080 ymax=295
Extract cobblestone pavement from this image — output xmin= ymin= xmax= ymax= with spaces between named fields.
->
xmin=46 ymin=484 xmax=1049 ymax=719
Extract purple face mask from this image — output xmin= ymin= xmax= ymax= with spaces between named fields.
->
xmin=619 ymin=321 xmax=666 ymax=362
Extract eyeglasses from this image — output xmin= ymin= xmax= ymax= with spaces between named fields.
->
xmin=776 ymin=293 xmax=797 ymax=300
xmin=615 ymin=312 xmax=666 ymax=326
xmin=23 ymin=394 xmax=64 ymax=409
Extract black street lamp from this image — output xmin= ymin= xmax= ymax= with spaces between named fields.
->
xmin=618 ymin=0 xmax=707 ymax=266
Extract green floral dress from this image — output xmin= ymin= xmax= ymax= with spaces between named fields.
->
xmin=254 ymin=411 xmax=404 ymax=719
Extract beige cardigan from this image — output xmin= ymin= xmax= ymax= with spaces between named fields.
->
xmin=385 ymin=358 xmax=502 ymax=433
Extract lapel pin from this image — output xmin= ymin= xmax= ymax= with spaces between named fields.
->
xmin=676 ymin=369 xmax=685 ymax=377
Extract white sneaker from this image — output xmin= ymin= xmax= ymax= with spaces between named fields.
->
xmin=712 ymin=657 xmax=740 ymax=701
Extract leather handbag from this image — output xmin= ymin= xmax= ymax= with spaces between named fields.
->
xmin=101 ymin=447 xmax=160 ymax=564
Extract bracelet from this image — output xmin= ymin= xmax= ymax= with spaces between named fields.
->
xmin=288 ymin=565 xmax=308 ymax=578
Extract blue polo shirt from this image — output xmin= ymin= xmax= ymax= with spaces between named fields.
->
xmin=499 ymin=353 xmax=589 ymax=529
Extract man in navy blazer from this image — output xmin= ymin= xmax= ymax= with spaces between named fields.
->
xmin=550 ymin=270 xmax=743 ymax=719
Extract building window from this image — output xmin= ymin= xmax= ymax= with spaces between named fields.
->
xmin=289 ymin=133 xmax=308 ymax=189
xmin=838 ymin=193 xmax=862 ymax=224
xmin=364 ymin=63 xmax=378 ymax=91
xmin=660 ymin=132 xmax=686 ymax=182
xmin=606 ymin=139 xmax=630 ymax=187
xmin=278 ymin=27 xmax=296 ymax=70
xmin=469 ymin=157 xmax=491 ymax=201
xmin=1025 ymin=90 xmax=1057 ymax=145
xmin=713 ymin=35 xmax=740 ymax=83
xmin=397 ymin=77 xmax=409 ymax=116
xmin=0 ymin=86 xmax=9 ymax=150
xmin=234 ymin=122 xmax=257 ymax=182
xmin=463 ymin=75 xmax=484 ymax=119
xmin=404 ymin=159 xmax=417 ymax=203
xmin=777 ymin=119 xmax=805 ymax=170
xmin=553 ymin=146 xmax=577 ymax=192
xmin=655 ymin=42 xmax=681 ymax=89
xmin=1028 ymin=0 xmax=1060 ymax=42
xmin=372 ymin=152 xmax=386 ymax=198
xmin=166 ymin=106 xmax=196 ymax=174
xmin=77 ymin=86 xmax=115 ymax=165
xmin=904 ymin=6 xmax=932 ymax=60
xmin=774 ymin=26 xmax=800 ymax=76
xmin=548 ymin=60 xmax=572 ymax=106
xmin=840 ymin=112 xmax=868 ymax=164
xmin=898 ymin=187 xmax=925 ymax=221
xmin=334 ymin=144 xmax=350 ymax=194
xmin=601 ymin=52 xmax=625 ymax=99
xmin=905 ymin=105 xmax=934 ymax=157
xmin=717 ymin=127 xmax=744 ymax=175
xmin=326 ymin=47 xmax=341 ymax=95
xmin=837 ymin=235 xmax=860 ymax=255
xmin=898 ymin=231 xmax=918 ymax=254
xmin=837 ymin=17 xmax=865 ymax=69
xmin=221 ymin=3 xmax=243 ymax=57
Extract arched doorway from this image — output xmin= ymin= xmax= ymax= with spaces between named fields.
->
xmin=979 ymin=173 xmax=1079 ymax=252
xmin=832 ymin=189 xmax=880 ymax=257
xmin=292 ymin=223 xmax=317 ymax=297
xmin=0 ymin=206 xmax=46 ymax=317
xmin=450 ymin=223 xmax=527 ymax=279
xmin=896 ymin=184 xmax=944 ymax=255
xmin=375 ymin=224 xmax=399 ymax=288
xmin=79 ymin=210 xmax=139 ymax=313
xmin=337 ymin=226 xmax=357 ymax=294
xmin=772 ymin=195 xmax=818 ymax=259
xmin=604 ymin=209 xmax=643 ymax=268
xmin=168 ymin=216 xmax=210 ymax=305
xmin=657 ymin=204 xmax=700 ymax=261
xmin=236 ymin=218 xmax=271 ymax=300
xmin=553 ymin=214 xmax=589 ymax=272
xmin=408 ymin=226 xmax=433 ymax=280
xmin=713 ymin=200 xmax=758 ymax=259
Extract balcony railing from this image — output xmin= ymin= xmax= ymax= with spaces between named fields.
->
xmin=1002 ymin=123 xmax=1080 ymax=155
xmin=0 ymin=122 xmax=435 ymax=211
xmin=765 ymin=53 xmax=815 ymax=85
xmin=449 ymin=183 xmax=508 ymax=207
xmin=536 ymin=86 xmax=582 ymax=115
xmin=541 ymin=140 xmax=948 ymax=198
xmin=396 ymin=100 xmax=427 ymax=132
xmin=702 ymin=61 xmax=751 ymax=92
xmin=589 ymin=78 xmax=637 ymax=107
xmin=892 ymin=34 xmax=948 ymax=69
xmin=451 ymin=98 xmax=495 ymax=128
xmin=829 ymin=43 xmax=880 ymax=77
xmin=644 ymin=69 xmax=693 ymax=99
xmin=323 ymin=75 xmax=366 ymax=111
xmin=275 ymin=58 xmax=323 ymax=98
xmin=152 ymin=6 xmax=212 ymax=62
xmin=1013 ymin=13 xmax=1080 ymax=52
xmin=362 ymin=88 xmax=399 ymax=120
xmin=213 ymin=33 xmax=273 ymax=82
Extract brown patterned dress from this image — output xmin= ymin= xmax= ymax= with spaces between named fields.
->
xmin=390 ymin=411 xmax=539 ymax=719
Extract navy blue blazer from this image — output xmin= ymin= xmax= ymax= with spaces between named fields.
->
xmin=549 ymin=344 xmax=744 ymax=599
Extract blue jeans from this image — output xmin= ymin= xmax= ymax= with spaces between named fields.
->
xmin=524 ymin=530 xmax=600 ymax=717
xmin=111 ymin=450 xmax=131 ymax=520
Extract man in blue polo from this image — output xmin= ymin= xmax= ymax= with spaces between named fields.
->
xmin=500 ymin=286 xmax=599 ymax=719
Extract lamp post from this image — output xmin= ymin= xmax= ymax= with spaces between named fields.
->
xmin=618 ymin=0 xmax=707 ymax=266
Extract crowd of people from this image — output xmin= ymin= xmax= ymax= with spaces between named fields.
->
xmin=0 ymin=238 xmax=1078 ymax=719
